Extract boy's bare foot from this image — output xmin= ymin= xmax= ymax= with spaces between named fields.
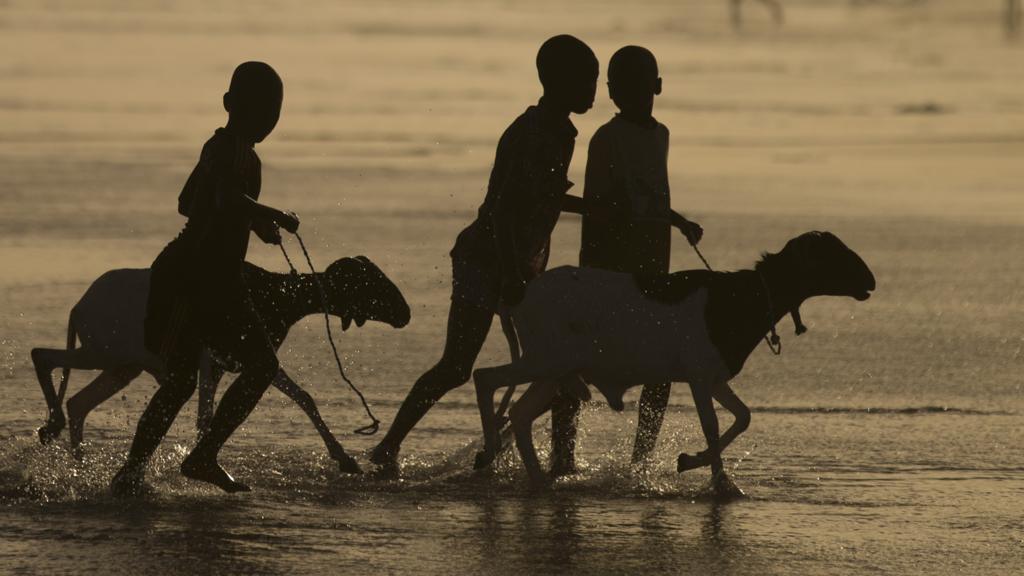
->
xmin=180 ymin=453 xmax=250 ymax=493
xmin=110 ymin=465 xmax=146 ymax=497
xmin=549 ymin=458 xmax=578 ymax=478
xmin=712 ymin=470 xmax=746 ymax=501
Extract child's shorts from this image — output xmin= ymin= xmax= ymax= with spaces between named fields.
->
xmin=450 ymin=253 xmax=501 ymax=311
xmin=145 ymin=241 xmax=275 ymax=374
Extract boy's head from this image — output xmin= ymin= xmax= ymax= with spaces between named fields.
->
xmin=536 ymin=35 xmax=599 ymax=114
xmin=607 ymin=46 xmax=661 ymax=115
xmin=223 ymin=61 xmax=283 ymax=144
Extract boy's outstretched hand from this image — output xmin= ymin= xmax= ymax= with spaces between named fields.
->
xmin=276 ymin=210 xmax=300 ymax=234
xmin=679 ymin=219 xmax=703 ymax=246
xmin=253 ymin=219 xmax=282 ymax=245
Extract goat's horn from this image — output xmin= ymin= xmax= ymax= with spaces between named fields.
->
xmin=791 ymin=307 xmax=808 ymax=335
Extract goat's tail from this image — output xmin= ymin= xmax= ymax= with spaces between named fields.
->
xmin=57 ymin=312 xmax=76 ymax=405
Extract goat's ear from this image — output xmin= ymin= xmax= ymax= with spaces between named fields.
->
xmin=791 ymin=307 xmax=808 ymax=335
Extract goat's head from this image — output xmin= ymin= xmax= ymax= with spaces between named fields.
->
xmin=323 ymin=256 xmax=411 ymax=330
xmin=779 ymin=231 xmax=876 ymax=302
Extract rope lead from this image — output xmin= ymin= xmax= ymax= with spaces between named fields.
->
xmin=281 ymin=233 xmax=381 ymax=435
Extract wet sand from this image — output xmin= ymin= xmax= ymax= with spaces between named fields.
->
xmin=1 ymin=1 xmax=1023 ymax=574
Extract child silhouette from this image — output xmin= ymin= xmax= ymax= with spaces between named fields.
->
xmin=111 ymin=62 xmax=300 ymax=496
xmin=550 ymin=46 xmax=704 ymax=476
xmin=369 ymin=35 xmax=601 ymax=470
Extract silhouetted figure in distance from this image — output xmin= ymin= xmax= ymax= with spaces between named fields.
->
xmin=111 ymin=61 xmax=301 ymax=496
xmin=549 ymin=46 xmax=704 ymax=476
xmin=730 ymin=0 xmax=784 ymax=29
xmin=369 ymin=35 xmax=601 ymax=470
xmin=1008 ymin=0 xmax=1022 ymax=38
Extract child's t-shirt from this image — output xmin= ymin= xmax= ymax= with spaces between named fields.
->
xmin=176 ymin=127 xmax=262 ymax=288
xmin=451 ymin=102 xmax=577 ymax=294
xmin=580 ymin=115 xmax=672 ymax=274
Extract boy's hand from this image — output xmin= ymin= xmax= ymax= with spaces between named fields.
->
xmin=276 ymin=211 xmax=300 ymax=234
xmin=500 ymin=277 xmax=528 ymax=307
xmin=253 ymin=219 xmax=282 ymax=245
xmin=679 ymin=219 xmax=703 ymax=246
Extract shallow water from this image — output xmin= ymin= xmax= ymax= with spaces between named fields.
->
xmin=2 ymin=0 xmax=1023 ymax=574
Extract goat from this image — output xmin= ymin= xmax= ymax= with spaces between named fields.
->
xmin=473 ymin=231 xmax=875 ymax=492
xmin=30 ymin=256 xmax=410 ymax=473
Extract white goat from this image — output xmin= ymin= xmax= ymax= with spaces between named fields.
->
xmin=30 ymin=257 xmax=410 ymax=473
xmin=473 ymin=232 xmax=875 ymax=492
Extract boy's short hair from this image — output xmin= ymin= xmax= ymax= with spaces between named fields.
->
xmin=608 ymin=46 xmax=659 ymax=89
xmin=536 ymin=34 xmax=598 ymax=87
xmin=228 ymin=61 xmax=283 ymax=98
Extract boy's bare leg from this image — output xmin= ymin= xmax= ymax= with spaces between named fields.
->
xmin=632 ymin=382 xmax=671 ymax=465
xmin=369 ymin=300 xmax=494 ymax=466
xmin=180 ymin=365 xmax=276 ymax=492
xmin=550 ymin=390 xmax=581 ymax=477
xmin=180 ymin=335 xmax=277 ymax=493
xmin=111 ymin=348 xmax=197 ymax=496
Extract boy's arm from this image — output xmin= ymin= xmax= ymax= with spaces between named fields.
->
xmin=237 ymin=195 xmax=300 ymax=234
xmin=662 ymin=126 xmax=702 ymax=245
xmin=571 ymin=129 xmax=617 ymax=221
xmin=210 ymin=165 xmax=299 ymax=235
xmin=670 ymin=210 xmax=702 ymax=245
xmin=561 ymin=194 xmax=617 ymax=221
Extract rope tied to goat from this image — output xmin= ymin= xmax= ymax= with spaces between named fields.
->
xmin=690 ymin=243 xmax=782 ymax=356
xmin=280 ymin=233 xmax=381 ymax=435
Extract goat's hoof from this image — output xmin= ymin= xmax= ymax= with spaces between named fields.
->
xmin=677 ymin=452 xmax=704 ymax=472
xmin=37 ymin=421 xmax=64 ymax=445
xmin=473 ymin=449 xmax=497 ymax=470
xmin=335 ymin=453 xmax=362 ymax=475
xmin=370 ymin=458 xmax=401 ymax=479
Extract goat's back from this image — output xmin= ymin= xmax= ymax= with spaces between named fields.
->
xmin=71 ymin=268 xmax=158 ymax=368
xmin=512 ymin=266 xmax=731 ymax=392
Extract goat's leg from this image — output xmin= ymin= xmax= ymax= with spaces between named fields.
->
xmin=680 ymin=381 xmax=744 ymax=499
xmin=66 ymin=366 xmax=143 ymax=451
xmin=473 ymin=363 xmax=534 ymax=470
xmin=31 ymin=347 xmax=67 ymax=443
xmin=31 ymin=347 xmax=107 ymax=443
xmin=272 ymin=368 xmax=361 ymax=474
xmin=510 ymin=381 xmax=558 ymax=489
xmin=686 ymin=382 xmax=723 ymax=477
xmin=678 ymin=382 xmax=750 ymax=471
xmin=196 ymin=353 xmax=222 ymax=437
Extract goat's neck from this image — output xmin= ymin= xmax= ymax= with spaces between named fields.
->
xmin=756 ymin=257 xmax=807 ymax=326
xmin=263 ymin=271 xmax=335 ymax=328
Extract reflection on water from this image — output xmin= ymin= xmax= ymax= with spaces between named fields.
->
xmin=2 ymin=0 xmax=1024 ymax=574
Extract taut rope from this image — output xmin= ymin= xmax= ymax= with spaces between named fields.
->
xmin=281 ymin=233 xmax=381 ymax=435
